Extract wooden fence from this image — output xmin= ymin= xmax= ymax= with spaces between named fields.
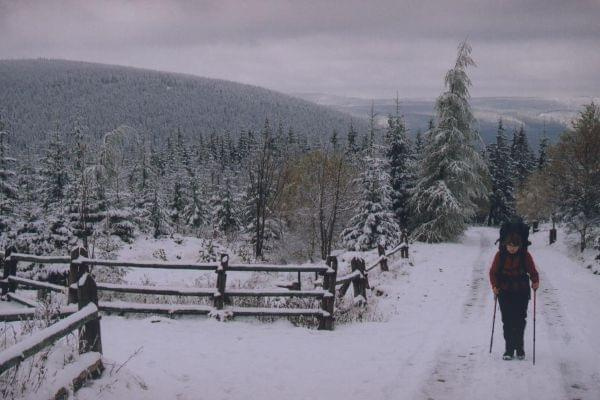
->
xmin=0 ymin=273 xmax=103 ymax=398
xmin=1 ymin=247 xmax=338 ymax=330
xmin=1 ymin=239 xmax=411 ymax=329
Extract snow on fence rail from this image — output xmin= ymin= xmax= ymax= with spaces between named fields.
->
xmin=0 ymin=273 xmax=103 ymax=398
xmin=2 ymin=246 xmax=339 ymax=330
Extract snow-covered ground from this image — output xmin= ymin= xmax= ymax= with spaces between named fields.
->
xmin=2 ymin=227 xmax=599 ymax=399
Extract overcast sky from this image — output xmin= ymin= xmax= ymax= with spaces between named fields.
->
xmin=1 ymin=0 xmax=598 ymax=100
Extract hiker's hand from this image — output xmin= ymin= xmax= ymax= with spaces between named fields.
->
xmin=492 ymin=287 xmax=499 ymax=295
xmin=532 ymin=282 xmax=539 ymax=291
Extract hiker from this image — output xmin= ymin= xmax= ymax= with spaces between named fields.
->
xmin=489 ymin=225 xmax=539 ymax=360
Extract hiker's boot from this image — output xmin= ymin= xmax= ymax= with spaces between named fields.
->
xmin=516 ymin=348 xmax=525 ymax=360
xmin=502 ymin=349 xmax=514 ymax=360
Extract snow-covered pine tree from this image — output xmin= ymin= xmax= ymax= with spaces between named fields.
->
xmin=211 ymin=177 xmax=238 ymax=237
xmin=537 ymin=134 xmax=549 ymax=171
xmin=346 ymin=121 xmax=360 ymax=156
xmin=183 ymin=179 xmax=209 ymax=231
xmin=511 ymin=125 xmax=535 ymax=187
xmin=486 ymin=119 xmax=516 ymax=225
xmin=169 ymin=178 xmax=187 ymax=231
xmin=243 ymin=118 xmax=283 ymax=258
xmin=0 ymin=118 xmax=17 ymax=216
xmin=385 ymin=97 xmax=414 ymax=229
xmin=286 ymin=126 xmax=297 ymax=157
xmin=150 ymin=182 xmax=169 ymax=238
xmin=367 ymin=101 xmax=377 ymax=153
xmin=330 ymin=129 xmax=339 ymax=152
xmin=414 ymin=129 xmax=424 ymax=162
xmin=409 ymin=41 xmax=488 ymax=242
xmin=40 ymin=128 xmax=70 ymax=208
xmin=341 ymin=155 xmax=399 ymax=250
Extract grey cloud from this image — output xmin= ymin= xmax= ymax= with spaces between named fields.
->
xmin=0 ymin=0 xmax=598 ymax=99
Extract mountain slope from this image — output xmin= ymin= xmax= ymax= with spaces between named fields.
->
xmin=0 ymin=59 xmax=367 ymax=149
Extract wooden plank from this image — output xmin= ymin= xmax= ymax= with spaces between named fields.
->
xmin=227 ymin=263 xmax=329 ymax=273
xmin=0 ymin=306 xmax=77 ymax=322
xmin=226 ymin=289 xmax=327 ymax=298
xmin=93 ymin=282 xmax=216 ymax=297
xmin=7 ymin=253 xmax=70 ymax=264
xmin=75 ymin=257 xmax=218 ymax=271
xmin=7 ymin=293 xmax=37 ymax=308
xmin=98 ymin=301 xmax=213 ymax=315
xmin=386 ymin=244 xmax=404 ymax=258
xmin=0 ymin=309 xmax=36 ymax=321
xmin=230 ymin=307 xmax=328 ymax=318
xmin=8 ymin=276 xmax=67 ymax=293
xmin=0 ymin=304 xmax=98 ymax=374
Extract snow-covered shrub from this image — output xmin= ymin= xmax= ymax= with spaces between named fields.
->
xmin=111 ymin=220 xmax=136 ymax=243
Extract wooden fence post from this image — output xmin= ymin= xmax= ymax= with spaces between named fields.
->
xmin=214 ymin=254 xmax=228 ymax=310
xmin=319 ymin=256 xmax=337 ymax=330
xmin=400 ymin=230 xmax=409 ymax=259
xmin=69 ymin=246 xmax=89 ymax=304
xmin=78 ymin=273 xmax=102 ymax=354
xmin=377 ymin=245 xmax=389 ymax=271
xmin=2 ymin=246 xmax=17 ymax=296
xmin=549 ymin=228 xmax=557 ymax=245
xmin=348 ymin=257 xmax=368 ymax=305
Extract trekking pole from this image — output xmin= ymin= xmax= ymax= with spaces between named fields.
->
xmin=490 ymin=294 xmax=498 ymax=353
xmin=533 ymin=290 xmax=537 ymax=365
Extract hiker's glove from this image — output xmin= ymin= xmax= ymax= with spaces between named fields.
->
xmin=492 ymin=287 xmax=499 ymax=295
xmin=532 ymin=282 xmax=539 ymax=291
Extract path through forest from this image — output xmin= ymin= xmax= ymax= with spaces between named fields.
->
xmin=54 ymin=227 xmax=600 ymax=399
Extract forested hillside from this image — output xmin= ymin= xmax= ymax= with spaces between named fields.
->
xmin=0 ymin=59 xmax=367 ymax=149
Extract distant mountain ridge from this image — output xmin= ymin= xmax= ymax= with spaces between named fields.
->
xmin=293 ymin=93 xmax=597 ymax=149
xmin=0 ymin=59 xmax=367 ymax=150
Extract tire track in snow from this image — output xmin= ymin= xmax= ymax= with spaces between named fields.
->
xmin=417 ymin=228 xmax=495 ymax=400
xmin=461 ymin=231 xmax=493 ymax=321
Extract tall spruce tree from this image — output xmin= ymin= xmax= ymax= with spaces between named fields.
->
xmin=385 ymin=97 xmax=414 ymax=229
xmin=414 ymin=129 xmax=424 ymax=162
xmin=341 ymin=156 xmax=399 ymax=250
xmin=537 ymin=134 xmax=549 ymax=171
xmin=409 ymin=41 xmax=488 ymax=242
xmin=211 ymin=177 xmax=238 ymax=237
xmin=486 ymin=119 xmax=515 ymax=225
xmin=40 ymin=129 xmax=70 ymax=208
xmin=511 ymin=125 xmax=535 ymax=187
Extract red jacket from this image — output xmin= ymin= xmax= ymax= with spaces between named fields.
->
xmin=489 ymin=251 xmax=539 ymax=292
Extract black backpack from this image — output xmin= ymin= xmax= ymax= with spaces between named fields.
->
xmin=497 ymin=221 xmax=530 ymax=251
xmin=496 ymin=220 xmax=531 ymax=277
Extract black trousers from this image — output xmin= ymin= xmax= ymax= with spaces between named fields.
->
xmin=498 ymin=290 xmax=530 ymax=352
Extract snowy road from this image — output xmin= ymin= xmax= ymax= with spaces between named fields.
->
xmin=69 ymin=227 xmax=599 ymax=400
